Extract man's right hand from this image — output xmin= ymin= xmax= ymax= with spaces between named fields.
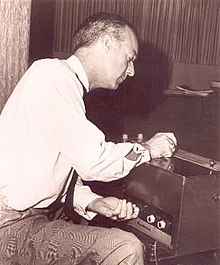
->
xmin=144 ymin=132 xmax=177 ymax=159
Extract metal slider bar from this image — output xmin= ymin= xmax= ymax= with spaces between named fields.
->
xmin=174 ymin=149 xmax=220 ymax=171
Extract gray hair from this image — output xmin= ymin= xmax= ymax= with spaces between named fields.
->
xmin=72 ymin=12 xmax=136 ymax=52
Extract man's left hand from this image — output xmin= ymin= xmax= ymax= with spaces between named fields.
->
xmin=87 ymin=197 xmax=139 ymax=221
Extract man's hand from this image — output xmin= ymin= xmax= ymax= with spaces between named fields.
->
xmin=87 ymin=197 xmax=139 ymax=221
xmin=144 ymin=132 xmax=177 ymax=159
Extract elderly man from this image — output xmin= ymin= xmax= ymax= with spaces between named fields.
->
xmin=0 ymin=12 xmax=176 ymax=264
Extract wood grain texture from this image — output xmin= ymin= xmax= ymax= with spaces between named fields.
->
xmin=0 ymin=0 xmax=31 ymax=112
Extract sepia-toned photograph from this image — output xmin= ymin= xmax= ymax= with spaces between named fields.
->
xmin=0 ymin=0 xmax=219 ymax=264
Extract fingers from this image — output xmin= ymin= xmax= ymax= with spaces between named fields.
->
xmin=111 ymin=199 xmax=139 ymax=221
xmin=156 ymin=132 xmax=177 ymax=150
xmin=147 ymin=132 xmax=177 ymax=159
xmin=131 ymin=204 xmax=139 ymax=218
xmin=164 ymin=134 xmax=177 ymax=157
xmin=161 ymin=132 xmax=177 ymax=146
xmin=164 ymin=142 xmax=176 ymax=157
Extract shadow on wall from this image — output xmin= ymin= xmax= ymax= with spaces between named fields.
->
xmin=28 ymin=0 xmax=172 ymax=140
xmin=29 ymin=0 xmax=55 ymax=65
xmin=85 ymin=43 xmax=172 ymax=140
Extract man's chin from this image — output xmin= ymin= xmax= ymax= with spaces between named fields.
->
xmin=112 ymin=85 xmax=119 ymax=91
xmin=105 ymin=84 xmax=119 ymax=90
xmin=114 ymin=80 xmax=122 ymax=89
xmin=102 ymin=81 xmax=120 ymax=90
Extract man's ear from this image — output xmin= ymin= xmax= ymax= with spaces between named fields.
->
xmin=101 ymin=34 xmax=113 ymax=52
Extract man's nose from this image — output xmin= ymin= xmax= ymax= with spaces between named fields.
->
xmin=127 ymin=61 xmax=135 ymax=77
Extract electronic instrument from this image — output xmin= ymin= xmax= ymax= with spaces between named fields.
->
xmin=123 ymin=148 xmax=220 ymax=262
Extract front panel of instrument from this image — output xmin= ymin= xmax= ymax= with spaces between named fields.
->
xmin=123 ymin=150 xmax=220 ymax=257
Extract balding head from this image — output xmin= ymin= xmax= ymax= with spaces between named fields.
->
xmin=73 ymin=13 xmax=138 ymax=91
xmin=72 ymin=12 xmax=137 ymax=53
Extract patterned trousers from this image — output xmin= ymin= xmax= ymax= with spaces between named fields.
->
xmin=0 ymin=211 xmax=145 ymax=265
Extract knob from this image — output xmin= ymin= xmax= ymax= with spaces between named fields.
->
xmin=157 ymin=220 xmax=166 ymax=229
xmin=137 ymin=133 xmax=144 ymax=143
xmin=122 ymin=134 xmax=129 ymax=142
xmin=146 ymin=214 xmax=156 ymax=224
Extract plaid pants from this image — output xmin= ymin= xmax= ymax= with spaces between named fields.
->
xmin=0 ymin=209 xmax=145 ymax=265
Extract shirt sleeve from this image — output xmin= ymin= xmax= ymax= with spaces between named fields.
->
xmin=57 ymin=116 xmax=151 ymax=182
xmin=22 ymin=62 xmax=149 ymax=182
xmin=72 ymin=144 xmax=150 ymax=220
xmin=73 ymin=177 xmax=103 ymax=220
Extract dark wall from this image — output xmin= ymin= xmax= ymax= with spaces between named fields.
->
xmin=29 ymin=0 xmax=56 ymax=64
xmin=84 ymin=44 xmax=172 ymax=141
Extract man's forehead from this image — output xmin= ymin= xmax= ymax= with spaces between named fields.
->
xmin=125 ymin=26 xmax=138 ymax=55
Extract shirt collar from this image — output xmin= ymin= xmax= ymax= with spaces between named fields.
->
xmin=65 ymin=55 xmax=89 ymax=92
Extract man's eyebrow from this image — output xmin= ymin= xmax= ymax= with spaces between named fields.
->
xmin=133 ymin=50 xmax=138 ymax=59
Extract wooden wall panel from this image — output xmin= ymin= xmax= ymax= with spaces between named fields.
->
xmin=0 ymin=0 xmax=32 ymax=112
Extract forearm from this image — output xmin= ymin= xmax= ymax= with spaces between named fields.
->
xmin=75 ymin=142 xmax=150 ymax=182
xmin=73 ymin=177 xmax=103 ymax=220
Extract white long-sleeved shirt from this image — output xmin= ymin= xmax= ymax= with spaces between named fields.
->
xmin=0 ymin=55 xmax=150 ymax=219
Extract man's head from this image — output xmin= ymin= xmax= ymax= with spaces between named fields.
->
xmin=73 ymin=12 xmax=138 ymax=91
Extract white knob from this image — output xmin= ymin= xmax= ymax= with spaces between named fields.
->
xmin=137 ymin=133 xmax=144 ymax=140
xmin=157 ymin=220 xmax=166 ymax=229
xmin=122 ymin=134 xmax=128 ymax=142
xmin=146 ymin=214 xmax=156 ymax=224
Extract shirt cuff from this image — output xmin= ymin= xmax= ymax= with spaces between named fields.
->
xmin=132 ymin=143 xmax=151 ymax=165
xmin=73 ymin=177 xmax=103 ymax=220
